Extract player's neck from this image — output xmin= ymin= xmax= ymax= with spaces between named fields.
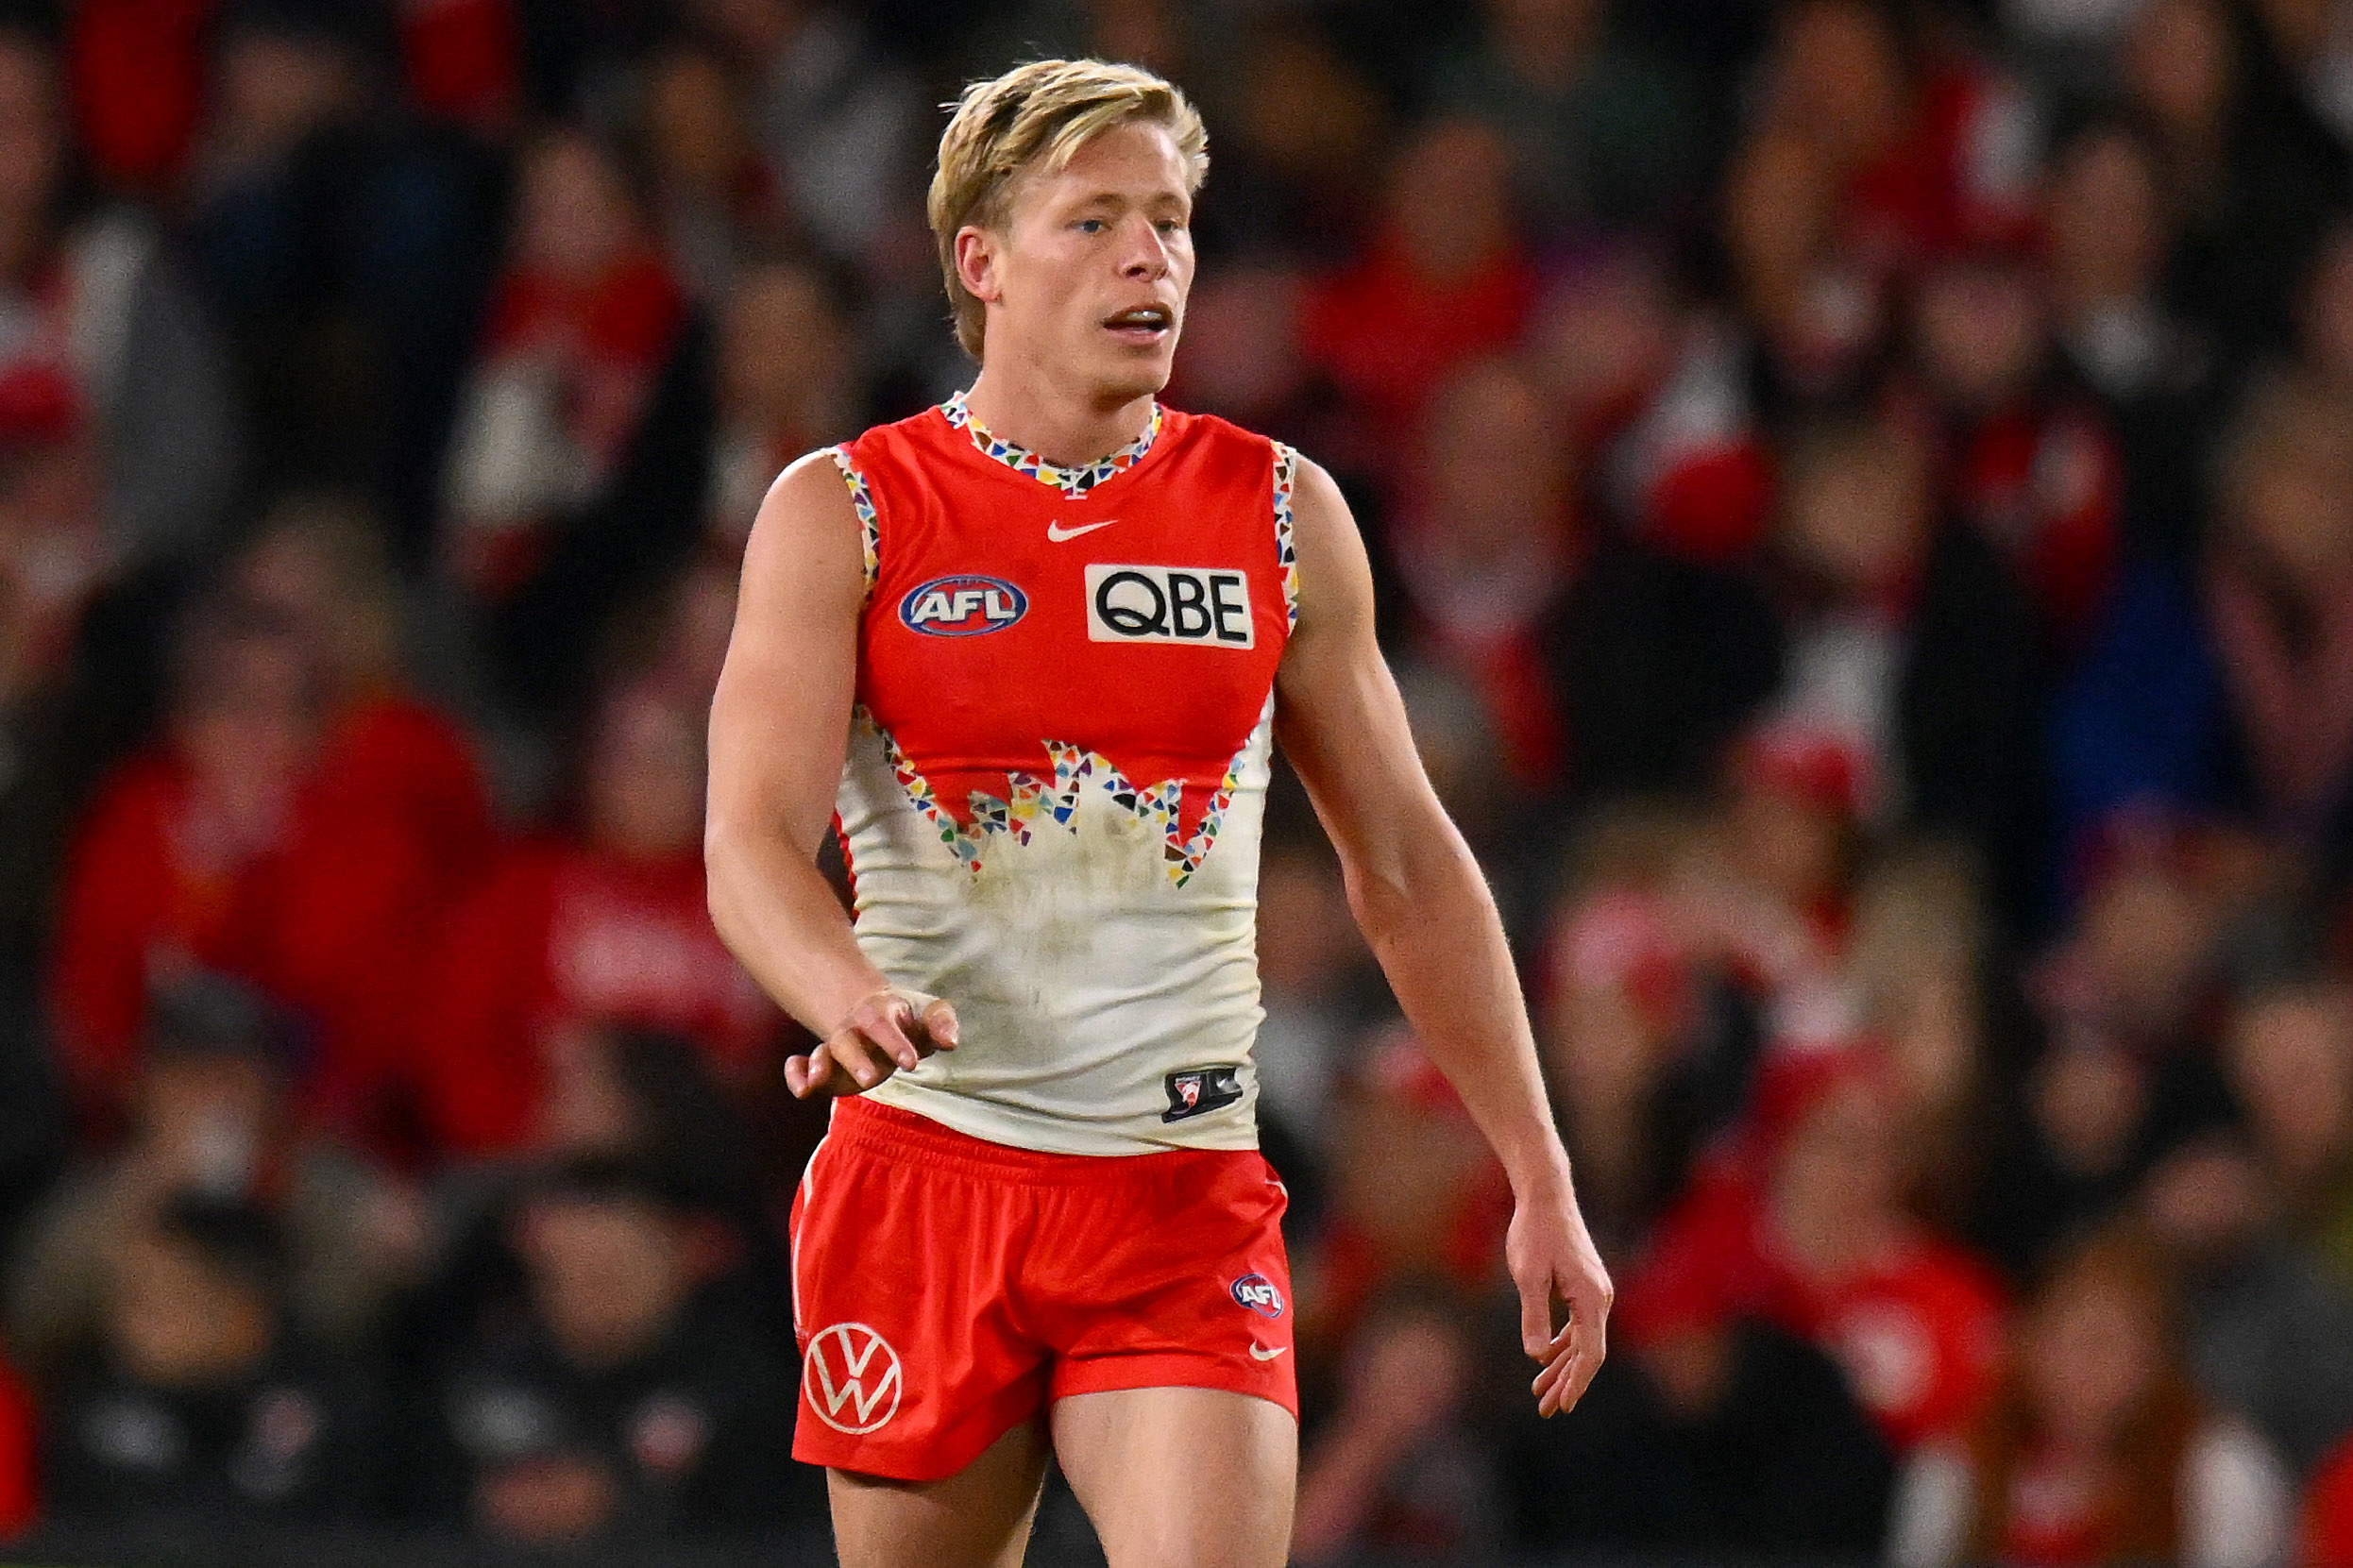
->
xmin=961 ymin=363 xmax=1157 ymax=469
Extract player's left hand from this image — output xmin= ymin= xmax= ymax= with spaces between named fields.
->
xmin=1508 ymin=1176 xmax=1613 ymax=1418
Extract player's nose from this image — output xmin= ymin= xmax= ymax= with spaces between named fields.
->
xmin=1117 ymin=218 xmax=1172 ymax=279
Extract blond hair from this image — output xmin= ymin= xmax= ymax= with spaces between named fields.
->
xmin=928 ymin=59 xmax=1208 ymax=360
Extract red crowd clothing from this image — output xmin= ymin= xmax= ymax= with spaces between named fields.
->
xmin=416 ymin=842 xmax=777 ymax=1158
xmin=2308 ymin=1436 xmax=2353 ymax=1568
xmin=230 ymin=698 xmax=492 ymax=1126
xmin=399 ymin=0 xmax=521 ymax=129
xmin=476 ymin=251 xmax=686 ymax=468
xmin=1837 ymin=62 xmax=2043 ymax=276
xmin=66 ymin=0 xmax=213 ymax=195
xmin=788 ymin=1096 xmax=1296 ymax=1481
xmin=51 ymin=753 xmax=220 ymax=1109
xmin=48 ymin=698 xmax=489 ymax=1131
xmin=1632 ymin=1168 xmax=2007 ymax=1451
xmin=1949 ymin=401 xmax=2123 ymax=648
xmin=0 ymin=1351 xmax=34 ymax=1535
xmin=1302 ymin=236 xmax=1536 ymax=457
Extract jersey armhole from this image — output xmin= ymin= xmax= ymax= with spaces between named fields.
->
xmin=828 ymin=446 xmax=880 ymax=602
xmin=1271 ymin=441 xmax=1300 ymax=631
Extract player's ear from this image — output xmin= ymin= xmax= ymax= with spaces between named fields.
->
xmin=955 ymin=225 xmax=1005 ymax=307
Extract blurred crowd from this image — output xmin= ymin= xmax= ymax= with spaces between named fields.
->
xmin=0 ymin=0 xmax=2347 ymax=1561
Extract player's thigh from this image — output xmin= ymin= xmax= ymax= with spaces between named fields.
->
xmin=1050 ymin=1386 xmax=1297 ymax=1568
xmin=827 ymin=1420 xmax=1052 ymax=1568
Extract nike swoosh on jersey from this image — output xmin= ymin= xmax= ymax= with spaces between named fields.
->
xmin=1248 ymin=1343 xmax=1287 ymax=1361
xmin=1046 ymin=517 xmax=1120 ymax=542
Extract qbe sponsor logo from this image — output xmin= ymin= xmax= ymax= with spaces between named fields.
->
xmin=900 ymin=574 xmax=1028 ymax=636
xmin=1230 ymin=1273 xmax=1285 ymax=1319
xmin=1086 ymin=564 xmax=1253 ymax=648
xmin=803 ymin=1323 xmax=904 ymax=1434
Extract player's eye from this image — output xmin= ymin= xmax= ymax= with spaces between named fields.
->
xmin=1155 ymin=219 xmax=1186 ymax=235
xmin=1075 ymin=218 xmax=1107 ymax=234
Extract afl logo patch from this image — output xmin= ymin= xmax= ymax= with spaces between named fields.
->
xmin=900 ymin=574 xmax=1028 ymax=636
xmin=1231 ymin=1273 xmax=1285 ymax=1319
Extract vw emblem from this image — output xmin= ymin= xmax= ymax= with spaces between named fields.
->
xmin=803 ymin=1323 xmax=905 ymax=1435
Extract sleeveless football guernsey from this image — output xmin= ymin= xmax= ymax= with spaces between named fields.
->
xmin=827 ymin=393 xmax=1297 ymax=1155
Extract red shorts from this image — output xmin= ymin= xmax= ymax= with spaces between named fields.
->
xmin=787 ymin=1096 xmax=1297 ymax=1480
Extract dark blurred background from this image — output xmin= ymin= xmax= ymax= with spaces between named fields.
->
xmin=0 ymin=0 xmax=2348 ymax=1562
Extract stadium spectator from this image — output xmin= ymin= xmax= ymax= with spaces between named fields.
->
xmin=1505 ymin=1259 xmax=1895 ymax=1554
xmin=415 ymin=680 xmax=774 ymax=1160
xmin=633 ymin=42 xmax=786 ymax=305
xmin=9 ymin=974 xmax=425 ymax=1372
xmin=0 ymin=25 xmax=238 ymax=567
xmin=2139 ymin=976 xmax=2353 ymax=1475
xmin=1293 ymin=1031 xmax=1513 ymax=1374
xmin=1909 ymin=244 xmax=2125 ymax=653
xmin=703 ymin=259 xmax=855 ymax=552
xmin=1293 ymin=1288 xmax=1499 ymax=1562
xmin=8 ymin=0 xmax=2353 ymax=1557
xmin=1887 ymin=1224 xmax=2293 ymax=1568
xmin=424 ymin=1157 xmax=809 ymax=1543
xmin=1634 ymin=1044 xmax=2008 ymax=1453
xmin=38 ymin=1193 xmax=381 ymax=1524
xmin=2122 ymin=0 xmax=2353 ymax=357
xmin=180 ymin=5 xmax=499 ymax=558
xmin=683 ymin=0 xmax=926 ymax=278
xmin=1301 ymin=119 xmax=1536 ymax=471
xmin=2206 ymin=372 xmax=2353 ymax=843
xmin=2042 ymin=113 xmax=2225 ymax=565
xmin=1534 ymin=803 xmax=1736 ymax=1253
xmin=47 ymin=598 xmax=321 ymax=1127
xmin=1387 ymin=357 xmax=1574 ymax=792
xmin=1761 ymin=409 xmax=2041 ymax=895
xmin=441 ymin=126 xmax=687 ymax=606
xmin=1249 ymin=841 xmax=1377 ymax=1159
xmin=1428 ymin=0 xmax=1704 ymax=237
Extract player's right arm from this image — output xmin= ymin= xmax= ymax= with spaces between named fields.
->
xmin=704 ymin=452 xmax=957 ymax=1098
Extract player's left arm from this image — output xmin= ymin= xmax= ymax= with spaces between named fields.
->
xmin=1272 ymin=454 xmax=1611 ymax=1418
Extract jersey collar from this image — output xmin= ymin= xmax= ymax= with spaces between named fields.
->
xmin=940 ymin=390 xmax=1163 ymax=499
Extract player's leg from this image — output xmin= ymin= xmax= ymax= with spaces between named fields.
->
xmin=826 ymin=1421 xmax=1052 ymax=1568
xmin=1050 ymin=1386 xmax=1297 ymax=1568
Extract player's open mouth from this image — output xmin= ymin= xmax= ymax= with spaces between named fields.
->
xmin=1103 ymin=305 xmax=1172 ymax=343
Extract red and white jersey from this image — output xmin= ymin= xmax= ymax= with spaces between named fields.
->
xmin=827 ymin=392 xmax=1297 ymax=1154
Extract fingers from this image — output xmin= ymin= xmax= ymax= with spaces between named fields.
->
xmin=1528 ymin=1288 xmax=1612 ymax=1418
xmin=784 ymin=1034 xmax=896 ymax=1099
xmin=918 ymin=997 xmax=959 ymax=1052
xmin=826 ymin=1033 xmax=896 ymax=1090
xmin=859 ymin=1000 xmax=923 ymax=1071
xmin=1517 ymin=1273 xmax=1555 ymax=1361
xmin=783 ymin=1050 xmax=828 ymax=1099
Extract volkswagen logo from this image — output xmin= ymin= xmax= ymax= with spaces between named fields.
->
xmin=803 ymin=1323 xmax=905 ymax=1435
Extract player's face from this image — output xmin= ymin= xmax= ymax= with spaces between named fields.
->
xmin=975 ymin=121 xmax=1195 ymax=403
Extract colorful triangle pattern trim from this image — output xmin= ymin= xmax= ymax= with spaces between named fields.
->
xmin=829 ymin=447 xmax=881 ymax=595
xmin=940 ymin=390 xmax=1162 ymax=498
xmin=863 ymin=711 xmax=1250 ymax=886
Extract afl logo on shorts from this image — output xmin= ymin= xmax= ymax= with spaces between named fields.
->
xmin=803 ymin=1323 xmax=905 ymax=1434
xmin=1230 ymin=1273 xmax=1286 ymax=1319
xmin=1086 ymin=564 xmax=1253 ymax=648
xmin=900 ymin=574 xmax=1028 ymax=636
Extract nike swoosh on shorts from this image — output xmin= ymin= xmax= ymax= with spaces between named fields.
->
xmin=1046 ymin=517 xmax=1119 ymax=542
xmin=1248 ymin=1343 xmax=1287 ymax=1361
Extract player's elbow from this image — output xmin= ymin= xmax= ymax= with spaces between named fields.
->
xmin=1340 ymin=825 xmax=1481 ymax=942
xmin=703 ymin=815 xmax=756 ymax=939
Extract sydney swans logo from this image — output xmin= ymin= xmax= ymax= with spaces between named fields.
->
xmin=804 ymin=1323 xmax=905 ymax=1434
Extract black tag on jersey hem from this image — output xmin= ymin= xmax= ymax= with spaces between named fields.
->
xmin=1162 ymin=1065 xmax=1244 ymax=1122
